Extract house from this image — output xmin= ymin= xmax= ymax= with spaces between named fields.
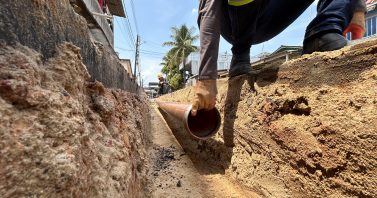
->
xmin=120 ymin=59 xmax=133 ymax=78
xmin=144 ymin=82 xmax=160 ymax=98
xmin=251 ymin=45 xmax=302 ymax=68
xmin=346 ymin=0 xmax=377 ymax=40
xmin=180 ymin=51 xmax=233 ymax=86
xmin=71 ymin=0 xmax=125 ymax=48
xmin=365 ymin=0 xmax=377 ymax=38
xmin=182 ymin=45 xmax=302 ymax=86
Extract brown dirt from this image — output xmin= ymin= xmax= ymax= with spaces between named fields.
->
xmin=0 ymin=42 xmax=150 ymax=197
xmin=146 ymin=104 xmax=260 ymax=198
xmin=160 ymin=38 xmax=377 ymax=198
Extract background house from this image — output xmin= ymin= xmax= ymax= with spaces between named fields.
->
xmin=180 ymin=52 xmax=232 ymax=86
xmin=365 ymin=0 xmax=377 ymax=38
xmin=120 ymin=59 xmax=133 ymax=78
xmin=73 ymin=0 xmax=126 ymax=49
xmin=346 ymin=0 xmax=377 ymax=40
xmin=144 ymin=82 xmax=159 ymax=98
xmin=181 ymin=46 xmax=302 ymax=87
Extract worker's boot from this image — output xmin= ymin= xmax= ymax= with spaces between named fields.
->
xmin=229 ymin=51 xmax=252 ymax=78
xmin=302 ymin=32 xmax=347 ymax=54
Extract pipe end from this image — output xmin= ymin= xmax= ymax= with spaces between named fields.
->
xmin=185 ymin=107 xmax=221 ymax=140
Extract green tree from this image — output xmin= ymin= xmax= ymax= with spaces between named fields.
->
xmin=161 ymin=25 xmax=199 ymax=90
xmin=160 ymin=51 xmax=176 ymax=77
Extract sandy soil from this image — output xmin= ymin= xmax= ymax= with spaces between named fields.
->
xmin=159 ymin=38 xmax=377 ymax=197
xmin=146 ymin=104 xmax=261 ymax=198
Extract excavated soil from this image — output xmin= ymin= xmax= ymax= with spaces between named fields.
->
xmin=0 ymin=42 xmax=150 ymax=197
xmin=146 ymin=104 xmax=260 ymax=198
xmin=159 ymin=39 xmax=377 ymax=198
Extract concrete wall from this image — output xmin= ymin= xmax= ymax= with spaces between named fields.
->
xmin=0 ymin=0 xmax=138 ymax=93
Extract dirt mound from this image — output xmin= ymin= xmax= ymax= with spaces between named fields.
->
xmin=0 ymin=42 xmax=150 ymax=197
xmin=160 ymin=39 xmax=377 ymax=197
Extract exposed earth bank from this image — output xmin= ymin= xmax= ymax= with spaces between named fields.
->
xmin=0 ymin=43 xmax=150 ymax=197
xmin=160 ymin=39 xmax=377 ymax=198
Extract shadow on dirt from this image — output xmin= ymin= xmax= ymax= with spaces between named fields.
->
xmin=157 ymin=65 xmax=279 ymax=176
xmin=158 ymin=109 xmax=233 ymax=175
xmin=223 ymin=67 xmax=277 ymax=146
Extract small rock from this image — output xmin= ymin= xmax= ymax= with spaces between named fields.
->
xmin=315 ymin=170 xmax=322 ymax=178
xmin=61 ymin=90 xmax=70 ymax=97
xmin=176 ymin=180 xmax=182 ymax=187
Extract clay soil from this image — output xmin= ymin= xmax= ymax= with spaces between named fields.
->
xmin=159 ymin=38 xmax=377 ymax=198
xmin=0 ymin=43 xmax=150 ymax=198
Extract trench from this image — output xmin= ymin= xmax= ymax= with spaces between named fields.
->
xmin=146 ymin=103 xmax=260 ymax=198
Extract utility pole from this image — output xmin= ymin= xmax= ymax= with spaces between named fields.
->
xmin=134 ymin=35 xmax=140 ymax=83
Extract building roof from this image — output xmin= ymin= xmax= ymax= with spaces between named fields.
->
xmin=107 ymin=0 xmax=125 ymax=17
xmin=148 ymin=82 xmax=159 ymax=87
xmin=120 ymin=59 xmax=132 ymax=77
xmin=367 ymin=0 xmax=377 ymax=11
xmin=271 ymin=45 xmax=302 ymax=55
xmin=367 ymin=0 xmax=377 ymax=5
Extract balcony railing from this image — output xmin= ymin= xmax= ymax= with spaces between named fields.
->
xmin=81 ymin=0 xmax=114 ymax=47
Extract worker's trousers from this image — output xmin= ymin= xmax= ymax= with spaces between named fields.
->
xmin=219 ymin=0 xmax=357 ymax=55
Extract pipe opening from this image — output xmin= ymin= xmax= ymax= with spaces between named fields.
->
xmin=187 ymin=108 xmax=221 ymax=139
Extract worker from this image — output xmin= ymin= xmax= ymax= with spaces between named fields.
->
xmin=157 ymin=73 xmax=166 ymax=96
xmin=191 ymin=0 xmax=367 ymax=116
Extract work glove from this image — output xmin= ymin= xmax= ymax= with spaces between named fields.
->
xmin=343 ymin=11 xmax=365 ymax=40
xmin=191 ymin=79 xmax=217 ymax=116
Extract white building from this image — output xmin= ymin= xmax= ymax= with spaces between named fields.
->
xmin=347 ymin=0 xmax=377 ymax=40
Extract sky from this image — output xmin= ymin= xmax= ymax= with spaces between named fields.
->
xmin=114 ymin=0 xmax=319 ymax=86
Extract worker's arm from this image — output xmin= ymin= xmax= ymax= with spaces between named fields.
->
xmin=197 ymin=0 xmax=222 ymax=80
xmin=343 ymin=0 xmax=367 ymax=40
xmin=355 ymin=0 xmax=367 ymax=13
xmin=192 ymin=0 xmax=222 ymax=116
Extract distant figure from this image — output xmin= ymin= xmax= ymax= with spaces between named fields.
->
xmin=157 ymin=73 xmax=167 ymax=96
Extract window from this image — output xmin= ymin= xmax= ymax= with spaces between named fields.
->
xmin=372 ymin=17 xmax=376 ymax=35
xmin=346 ymin=32 xmax=352 ymax=40
xmin=365 ymin=16 xmax=377 ymax=37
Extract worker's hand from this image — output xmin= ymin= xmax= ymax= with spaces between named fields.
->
xmin=191 ymin=79 xmax=217 ymax=116
xmin=343 ymin=11 xmax=365 ymax=40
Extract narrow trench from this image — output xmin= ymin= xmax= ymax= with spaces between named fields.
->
xmin=146 ymin=103 xmax=260 ymax=198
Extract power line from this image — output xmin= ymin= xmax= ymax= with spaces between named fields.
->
xmin=142 ymin=39 xmax=167 ymax=49
xmin=121 ymin=17 xmax=136 ymax=49
xmin=115 ymin=18 xmax=135 ymax=50
xmin=130 ymin=0 xmax=139 ymax=34
xmin=140 ymin=53 xmax=165 ymax=58
xmin=122 ymin=0 xmax=136 ymax=46
xmin=140 ymin=50 xmax=166 ymax=55
xmin=115 ymin=47 xmax=135 ymax=52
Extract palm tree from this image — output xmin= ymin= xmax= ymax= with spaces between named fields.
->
xmin=163 ymin=25 xmax=199 ymax=65
xmin=160 ymin=51 xmax=176 ymax=76
xmin=162 ymin=25 xmax=199 ymax=89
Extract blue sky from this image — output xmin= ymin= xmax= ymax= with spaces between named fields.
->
xmin=114 ymin=0 xmax=319 ymax=86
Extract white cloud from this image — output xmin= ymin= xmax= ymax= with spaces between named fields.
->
xmin=140 ymin=56 xmax=164 ymax=86
xmin=192 ymin=8 xmax=198 ymax=13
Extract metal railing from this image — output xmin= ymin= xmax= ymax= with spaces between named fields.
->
xmin=81 ymin=0 xmax=114 ymax=47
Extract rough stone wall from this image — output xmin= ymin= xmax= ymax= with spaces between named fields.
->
xmin=0 ymin=43 xmax=150 ymax=197
xmin=160 ymin=39 xmax=377 ymax=198
xmin=0 ymin=0 xmax=137 ymax=92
